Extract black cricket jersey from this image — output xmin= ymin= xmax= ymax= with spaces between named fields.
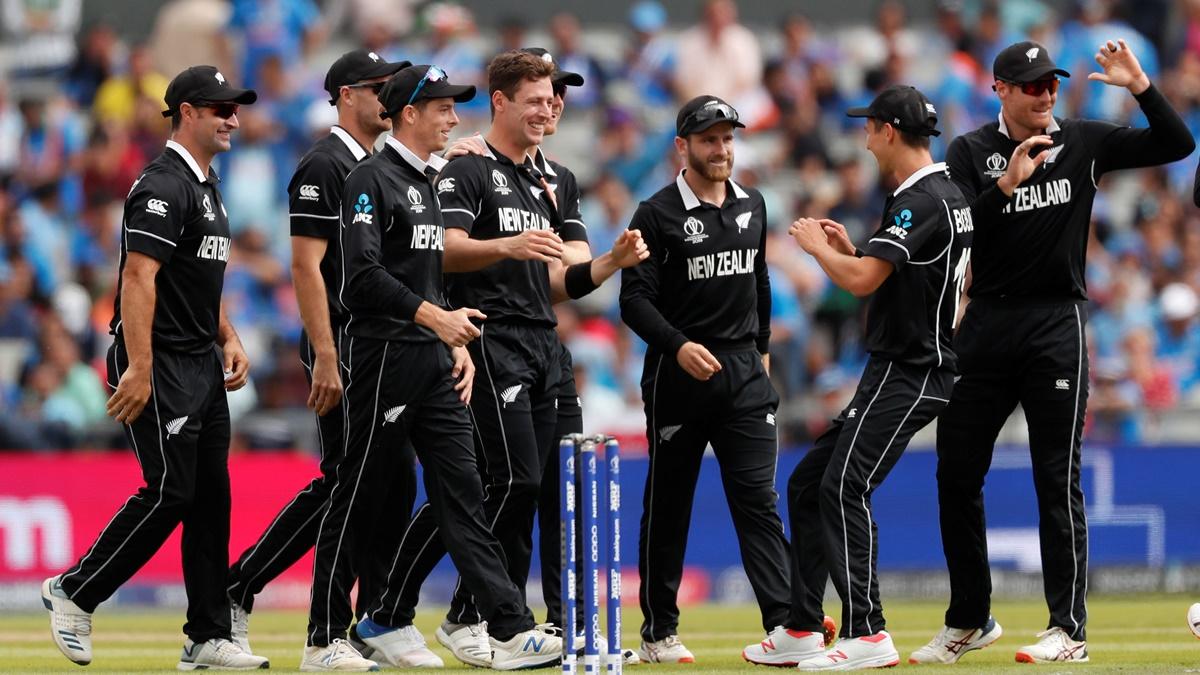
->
xmin=531 ymin=148 xmax=588 ymax=245
xmin=620 ymin=170 xmax=771 ymax=356
xmin=861 ymin=162 xmax=973 ymax=371
xmin=288 ymin=126 xmax=371 ymax=326
xmin=338 ymin=136 xmax=449 ymax=342
xmin=946 ymin=84 xmax=1193 ymax=302
xmin=110 ymin=140 xmax=232 ymax=354
xmin=438 ymin=142 xmax=559 ymax=325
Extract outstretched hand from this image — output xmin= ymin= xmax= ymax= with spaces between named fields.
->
xmin=1088 ymin=39 xmax=1150 ymax=94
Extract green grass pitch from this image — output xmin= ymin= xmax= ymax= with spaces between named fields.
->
xmin=4 ymin=597 xmax=1198 ymax=672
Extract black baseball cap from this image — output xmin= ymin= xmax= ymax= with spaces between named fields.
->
xmin=378 ymin=65 xmax=476 ymax=119
xmin=846 ymin=84 xmax=941 ymax=137
xmin=324 ymin=49 xmax=411 ymax=105
xmin=161 ymin=65 xmax=257 ymax=118
xmin=993 ymin=40 xmax=1070 ymax=84
xmin=519 ymin=47 xmax=585 ymax=87
xmin=676 ymin=95 xmax=745 ymax=137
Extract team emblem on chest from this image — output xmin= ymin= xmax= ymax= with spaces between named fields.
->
xmin=407 ymin=185 xmax=426 ymax=213
xmin=683 ymin=216 xmax=708 ymax=244
xmin=492 ymin=169 xmax=512 ymax=195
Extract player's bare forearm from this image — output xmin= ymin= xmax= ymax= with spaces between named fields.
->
xmin=119 ymin=254 xmax=159 ymax=369
xmin=217 ymin=303 xmax=241 ymax=348
xmin=811 ymin=247 xmax=892 ymax=298
xmin=291 ymin=240 xmax=336 ymax=357
xmin=443 ymin=230 xmax=511 ymax=272
xmin=561 ymin=240 xmax=593 ymax=266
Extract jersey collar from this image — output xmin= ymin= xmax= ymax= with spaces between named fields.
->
xmin=675 ymin=169 xmax=749 ymax=210
xmin=482 ymin=140 xmax=535 ymax=167
xmin=384 ymin=135 xmax=447 ymax=174
xmin=331 ymin=125 xmax=368 ymax=161
xmin=997 ymin=111 xmax=1060 ymax=139
xmin=165 ymin=140 xmax=211 ymax=183
xmin=892 ymin=162 xmax=948 ymax=196
xmin=532 ymin=147 xmax=557 ymax=177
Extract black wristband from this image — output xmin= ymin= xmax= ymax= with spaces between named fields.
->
xmin=565 ymin=261 xmax=600 ymax=299
xmin=854 ymin=247 xmax=866 ymax=258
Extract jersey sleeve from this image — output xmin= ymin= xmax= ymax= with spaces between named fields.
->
xmin=556 ymin=166 xmax=588 ymax=244
xmin=288 ymin=154 xmax=343 ymax=239
xmin=123 ymin=173 xmax=188 ymax=263
xmin=944 ymin=136 xmax=979 ymax=203
xmin=436 ymin=157 xmax=487 ymax=233
xmin=864 ymin=192 xmax=944 ymax=269
xmin=340 ymin=169 xmax=425 ymax=319
xmin=619 ymin=202 xmax=688 ymax=355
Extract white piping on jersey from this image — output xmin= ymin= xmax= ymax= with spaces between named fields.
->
xmin=1067 ymin=304 xmax=1086 ymax=636
xmin=997 ymin=111 xmax=1060 ymax=138
xmin=1090 ymin=160 xmax=1098 ymax=189
xmin=933 ymin=199 xmax=955 ymax=368
xmin=442 ymin=207 xmax=478 ymax=219
xmin=675 ymin=169 xmax=749 ymax=210
xmin=564 ymin=218 xmax=586 ymax=228
xmin=867 ymin=237 xmax=910 ymax=260
xmin=127 ymin=228 xmax=178 ymax=247
xmin=892 ymin=162 xmax=948 ymax=196
xmin=289 ymin=213 xmax=340 ymax=220
xmin=330 ymin=125 xmax=368 ymax=161
xmin=642 ymin=354 xmax=666 ymax=639
xmin=165 ymin=140 xmax=209 ymax=183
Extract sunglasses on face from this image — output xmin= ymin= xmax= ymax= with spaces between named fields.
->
xmin=408 ymin=65 xmax=447 ymax=105
xmin=682 ymin=102 xmax=739 ymax=132
xmin=1006 ymin=78 xmax=1059 ymax=97
xmin=196 ymin=102 xmax=240 ymax=119
xmin=348 ymin=81 xmax=386 ymax=95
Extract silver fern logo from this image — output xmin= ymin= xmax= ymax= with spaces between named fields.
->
xmin=383 ymin=405 xmax=406 ymax=425
xmin=165 ymin=416 xmax=188 ymax=437
xmin=658 ymin=424 xmax=682 ymax=443
xmin=501 ymin=385 xmax=522 ymax=407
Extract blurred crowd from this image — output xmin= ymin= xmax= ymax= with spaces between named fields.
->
xmin=3 ymin=0 xmax=1200 ymax=451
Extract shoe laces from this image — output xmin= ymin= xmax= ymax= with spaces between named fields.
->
xmin=54 ymin=608 xmax=91 ymax=637
xmin=207 ymin=638 xmax=245 ymax=663
xmin=328 ymin=638 xmax=366 ymax=662
xmin=660 ymin=635 xmax=684 ymax=649
xmin=1034 ymin=627 xmax=1072 ymax=645
xmin=399 ymin=625 xmax=427 ymax=645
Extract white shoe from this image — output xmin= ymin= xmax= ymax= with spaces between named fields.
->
xmin=570 ymin=630 xmax=641 ymax=666
xmin=1014 ymin=627 xmax=1088 ymax=663
xmin=41 ymin=576 xmax=92 ymax=666
xmin=357 ymin=619 xmax=444 ymax=668
xmin=178 ymin=637 xmax=270 ymax=670
xmin=436 ymin=621 xmax=493 ymax=668
xmin=797 ymin=632 xmax=900 ymax=671
xmin=909 ymin=617 xmax=1002 ymax=664
xmin=1189 ymin=603 xmax=1200 ymax=639
xmin=301 ymin=639 xmax=381 ymax=671
xmin=349 ymin=623 xmax=376 ymax=660
xmin=490 ymin=625 xmax=562 ymax=670
xmin=639 ymin=635 xmax=695 ymax=663
xmin=742 ymin=625 xmax=827 ymax=667
xmin=230 ymin=598 xmax=251 ymax=654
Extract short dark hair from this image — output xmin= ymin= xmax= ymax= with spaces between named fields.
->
xmin=868 ymin=117 xmax=930 ymax=150
xmin=487 ymin=50 xmax=555 ymax=117
xmin=170 ymin=109 xmax=182 ymax=130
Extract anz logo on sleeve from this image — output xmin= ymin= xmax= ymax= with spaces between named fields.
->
xmin=885 ymin=208 xmax=913 ymax=239
xmin=352 ymin=193 xmax=374 ymax=224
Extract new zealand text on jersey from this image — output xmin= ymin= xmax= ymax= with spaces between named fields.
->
xmin=686 ymin=248 xmax=758 ymax=281
xmin=410 ymin=224 xmax=444 ymax=251
xmin=197 ymin=235 xmax=231 ymax=262
xmin=497 ymin=207 xmax=550 ymax=233
xmin=1003 ymin=178 xmax=1072 ymax=214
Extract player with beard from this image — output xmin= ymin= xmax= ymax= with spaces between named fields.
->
xmin=619 ymin=95 xmax=791 ymax=663
xmin=224 ymin=49 xmax=409 ymax=655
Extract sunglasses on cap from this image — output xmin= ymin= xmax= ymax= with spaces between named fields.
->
xmin=681 ymin=101 xmax=739 ymax=131
xmin=408 ymin=65 xmax=448 ymax=105
xmin=193 ymin=101 xmax=240 ymax=119
xmin=1001 ymin=78 xmax=1059 ymax=97
xmin=347 ymin=81 xmax=386 ymax=95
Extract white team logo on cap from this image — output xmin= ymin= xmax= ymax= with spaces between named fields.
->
xmin=539 ymin=52 xmax=554 ymax=63
xmin=925 ymin=102 xmax=937 ymax=114
xmin=368 ymin=52 xmax=381 ymax=62
xmin=407 ymin=185 xmax=425 ymax=213
xmin=1025 ymin=47 xmax=1039 ymax=62
xmin=215 ymin=71 xmax=226 ymax=84
xmin=492 ymin=169 xmax=511 ymax=195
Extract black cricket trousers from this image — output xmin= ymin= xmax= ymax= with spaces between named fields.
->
xmin=936 ymin=299 xmax=1089 ymax=640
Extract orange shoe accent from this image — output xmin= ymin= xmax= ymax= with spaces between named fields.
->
xmin=678 ymin=656 xmax=695 ymax=663
xmin=861 ymin=633 xmax=889 ymax=644
xmin=822 ymin=616 xmax=837 ymax=645
xmin=785 ymin=630 xmax=814 ymax=639
xmin=1015 ymin=651 xmax=1035 ymax=663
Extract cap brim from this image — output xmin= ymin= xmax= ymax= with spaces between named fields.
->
xmin=845 ymin=106 xmax=873 ymax=118
xmin=553 ymin=71 xmax=585 ymax=87
xmin=1006 ymin=64 xmax=1071 ymax=82
xmin=420 ymin=82 xmax=477 ymax=104
xmin=360 ymin=60 xmax=412 ymax=81
xmin=681 ymin=117 xmax=746 ymax=136
xmin=161 ymin=88 xmax=257 ymax=117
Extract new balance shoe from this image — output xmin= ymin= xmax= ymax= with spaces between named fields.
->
xmin=1188 ymin=603 xmax=1200 ymax=639
xmin=1014 ymin=627 xmax=1087 ymax=663
xmin=301 ymin=638 xmax=381 ymax=671
xmin=796 ymin=631 xmax=900 ymax=671
xmin=41 ymin=575 xmax=92 ymax=666
xmin=570 ymin=630 xmax=641 ymax=666
xmin=178 ymin=637 xmax=269 ymax=670
xmin=436 ymin=621 xmax=493 ymax=668
xmin=356 ymin=618 xmax=443 ymax=668
xmin=490 ymin=625 xmax=562 ymax=670
xmin=743 ymin=625 xmax=827 ymax=666
xmin=230 ymin=598 xmax=252 ymax=654
xmin=639 ymin=635 xmax=695 ymax=663
xmin=909 ymin=616 xmax=1002 ymax=664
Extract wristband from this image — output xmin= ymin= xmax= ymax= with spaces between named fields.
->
xmin=565 ymin=261 xmax=600 ymax=299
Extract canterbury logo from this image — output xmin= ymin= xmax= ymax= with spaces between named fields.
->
xmin=299 ymin=185 xmax=320 ymax=200
xmin=437 ymin=177 xmax=456 ymax=193
xmin=165 ymin=416 xmax=188 ymax=437
xmin=383 ymin=405 xmax=406 ymax=425
xmin=659 ymin=425 xmax=681 ymax=442
xmin=146 ymin=198 xmax=169 ymax=216
xmin=766 ymin=412 xmax=775 ymax=426
xmin=501 ymin=385 xmax=522 ymax=407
